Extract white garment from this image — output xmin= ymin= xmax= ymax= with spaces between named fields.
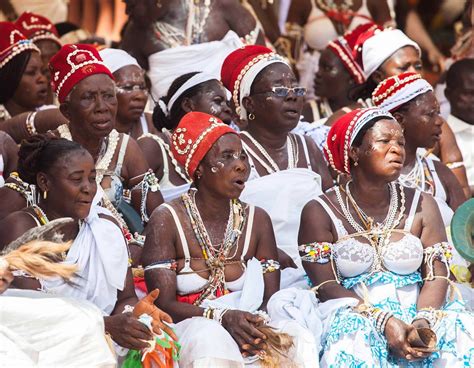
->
xmin=174 ymin=258 xmax=318 ymax=367
xmin=100 ymin=48 xmax=140 ymax=73
xmin=40 ymin=205 xmax=129 ymax=315
xmin=240 ymin=168 xmax=322 ymax=267
xmin=0 ymin=289 xmax=116 ymax=367
xmin=148 ymin=31 xmax=243 ymax=99
xmin=447 ymin=114 xmax=474 ymax=186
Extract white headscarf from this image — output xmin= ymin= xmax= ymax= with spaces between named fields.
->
xmin=362 ymin=29 xmax=421 ymax=77
xmin=99 ymin=48 xmax=141 ymax=74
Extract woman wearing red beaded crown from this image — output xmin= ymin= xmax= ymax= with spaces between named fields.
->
xmin=142 ymin=111 xmax=317 ymax=367
xmin=47 ymin=44 xmax=164 ymax=255
xmin=221 ymin=45 xmax=333 ymax=287
xmin=298 ymin=107 xmax=473 ymax=366
xmin=372 ymin=72 xmax=466 ymax=225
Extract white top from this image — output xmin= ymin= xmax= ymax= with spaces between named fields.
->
xmin=447 ymin=114 xmax=474 ymax=186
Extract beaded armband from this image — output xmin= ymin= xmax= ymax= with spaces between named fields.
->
xmin=298 ymin=242 xmax=332 ymax=263
xmin=423 ymin=242 xmax=453 ymax=280
xmin=260 ymin=259 xmax=280 ymax=273
xmin=144 ymin=259 xmax=178 ymax=272
xmin=132 ymin=169 xmax=160 ymax=223
xmin=446 ymin=161 xmax=465 ymax=169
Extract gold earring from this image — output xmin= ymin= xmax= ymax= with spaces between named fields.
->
xmin=248 ymin=113 xmax=255 ymax=120
xmin=43 ymin=190 xmax=48 ymax=200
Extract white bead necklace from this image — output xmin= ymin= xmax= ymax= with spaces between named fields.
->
xmin=58 ymin=124 xmax=120 ymax=185
xmin=241 ymin=131 xmax=298 ymax=174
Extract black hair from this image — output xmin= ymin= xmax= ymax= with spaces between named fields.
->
xmin=0 ymin=51 xmax=32 ymax=104
xmin=152 ymin=72 xmax=208 ymax=131
xmin=349 ymin=76 xmax=378 ymax=101
xmin=18 ymin=134 xmax=85 ymax=185
xmin=446 ymin=59 xmax=474 ymax=89
xmin=351 ymin=116 xmax=392 ymax=147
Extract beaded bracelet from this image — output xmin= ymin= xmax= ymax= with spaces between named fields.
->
xmin=260 ymin=259 xmax=280 ymax=273
xmin=298 ymin=241 xmax=332 ymax=263
xmin=25 ymin=111 xmax=37 ymax=136
xmin=423 ymin=242 xmax=453 ymax=280
xmin=202 ymin=307 xmax=230 ymax=325
xmin=412 ymin=307 xmax=443 ymax=329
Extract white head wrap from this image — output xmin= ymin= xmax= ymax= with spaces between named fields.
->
xmin=362 ymin=29 xmax=421 ymax=77
xmin=238 ymin=56 xmax=288 ymax=120
xmin=350 ymin=108 xmax=395 ymax=146
xmin=99 ymin=48 xmax=140 ymax=74
xmin=158 ymin=72 xmax=218 ymax=117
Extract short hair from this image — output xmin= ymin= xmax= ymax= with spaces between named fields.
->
xmin=446 ymin=59 xmax=474 ymax=89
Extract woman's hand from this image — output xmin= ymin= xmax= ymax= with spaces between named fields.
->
xmin=221 ymin=310 xmax=267 ymax=356
xmin=384 ymin=317 xmax=431 ymax=361
xmin=0 ymin=260 xmax=13 ymax=294
xmin=278 ymin=249 xmax=297 ymax=269
xmin=104 ymin=313 xmax=153 ymax=350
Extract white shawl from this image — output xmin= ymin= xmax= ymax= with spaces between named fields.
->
xmin=40 ymin=205 xmax=129 ymax=315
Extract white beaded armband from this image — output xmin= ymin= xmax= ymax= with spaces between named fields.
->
xmin=423 ymin=242 xmax=453 ymax=280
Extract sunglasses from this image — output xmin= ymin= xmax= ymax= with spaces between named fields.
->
xmin=252 ymin=86 xmax=307 ymax=98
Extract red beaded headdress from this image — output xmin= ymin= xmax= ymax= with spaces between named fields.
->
xmin=221 ymin=45 xmax=287 ymax=119
xmin=49 ymin=44 xmax=114 ymax=103
xmin=15 ymin=12 xmax=61 ymax=47
xmin=372 ymin=72 xmax=433 ymax=112
xmin=171 ymin=111 xmax=238 ymax=179
xmin=0 ymin=22 xmax=39 ymax=69
xmin=324 ymin=107 xmax=395 ymax=175
xmin=327 ymin=23 xmax=379 ymax=84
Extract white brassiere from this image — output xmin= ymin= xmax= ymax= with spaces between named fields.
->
xmin=303 ymin=0 xmax=372 ymax=51
xmin=162 ymin=203 xmax=255 ymax=295
xmin=316 ymin=189 xmax=424 ymax=278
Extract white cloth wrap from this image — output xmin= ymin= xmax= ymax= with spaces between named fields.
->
xmin=0 ymin=289 xmax=116 ymax=367
xmin=148 ymin=31 xmax=243 ymax=99
xmin=40 ymin=205 xmax=129 ymax=315
xmin=174 ymin=258 xmax=319 ymax=367
xmin=238 ymin=57 xmax=288 ymax=120
xmin=376 ymin=78 xmax=433 ymax=112
xmin=362 ymin=29 xmax=421 ymax=77
xmin=240 ymin=168 xmax=322 ymax=269
xmin=165 ymin=72 xmax=218 ymax=115
xmin=99 ymin=48 xmax=140 ymax=74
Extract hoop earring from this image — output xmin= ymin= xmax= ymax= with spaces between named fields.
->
xmin=43 ymin=191 xmax=48 ymax=200
xmin=211 ymin=167 xmax=219 ymax=173
xmin=248 ymin=113 xmax=255 ymax=121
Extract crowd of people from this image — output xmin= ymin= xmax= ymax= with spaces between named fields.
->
xmin=0 ymin=1 xmax=473 ymax=367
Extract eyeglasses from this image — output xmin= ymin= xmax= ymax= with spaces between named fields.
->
xmin=252 ymin=86 xmax=307 ymax=98
xmin=116 ymin=84 xmax=148 ymax=94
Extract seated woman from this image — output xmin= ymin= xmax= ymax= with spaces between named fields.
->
xmin=221 ymin=45 xmax=333 ymax=275
xmin=297 ymin=23 xmax=378 ymax=151
xmin=298 ymin=108 xmax=473 ymax=366
xmin=15 ymin=11 xmax=62 ymax=105
xmin=372 ymin=72 xmax=466 ymax=224
xmin=0 ymin=134 xmax=174 ymax=358
xmin=0 ymin=22 xmax=48 ymax=122
xmin=142 ymin=112 xmax=316 ymax=367
xmin=48 ymin=43 xmax=163 ymax=245
xmin=138 ymin=71 xmax=232 ymax=202
xmin=329 ymin=26 xmax=471 ymax=198
xmin=100 ymin=48 xmax=158 ymax=139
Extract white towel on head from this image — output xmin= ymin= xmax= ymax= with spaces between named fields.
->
xmin=148 ymin=31 xmax=243 ymax=99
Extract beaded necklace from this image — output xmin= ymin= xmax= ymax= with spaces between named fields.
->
xmin=181 ymin=189 xmax=246 ymax=304
xmin=57 ymin=124 xmax=120 ymax=185
xmin=398 ymin=154 xmax=435 ymax=195
xmin=334 ymin=182 xmax=406 ymax=273
xmin=32 ymin=204 xmax=49 ymax=225
xmin=241 ymin=131 xmax=299 ymax=174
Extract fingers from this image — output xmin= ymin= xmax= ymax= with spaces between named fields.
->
xmin=147 ymin=289 xmax=160 ymax=303
xmin=120 ymin=336 xmax=151 ymax=350
xmin=127 ymin=316 xmax=153 ymax=341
